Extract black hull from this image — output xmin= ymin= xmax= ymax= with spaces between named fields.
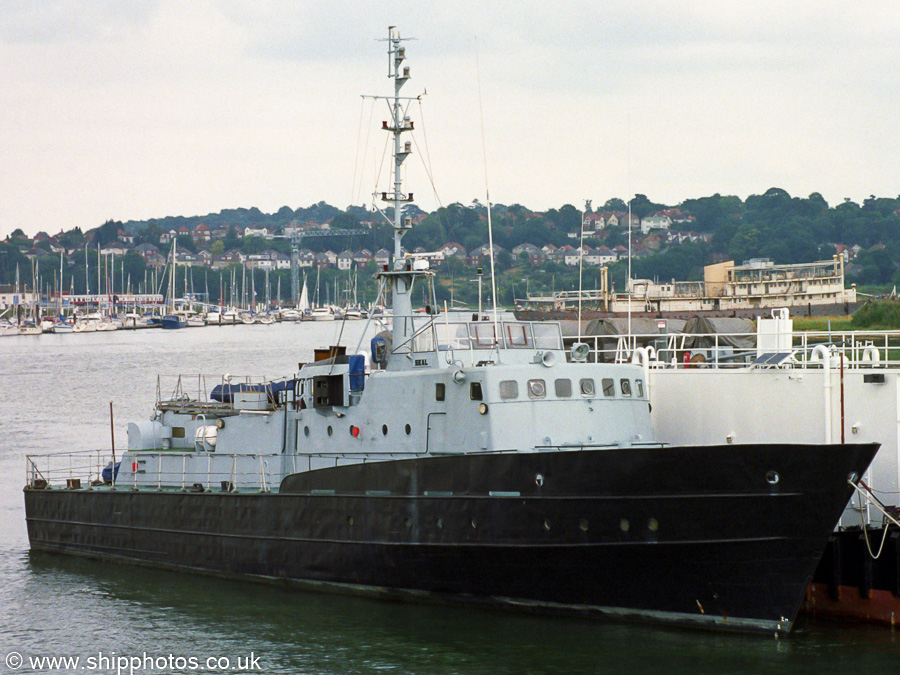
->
xmin=24 ymin=443 xmax=878 ymax=635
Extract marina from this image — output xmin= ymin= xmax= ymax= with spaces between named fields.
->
xmin=3 ymin=322 xmax=900 ymax=673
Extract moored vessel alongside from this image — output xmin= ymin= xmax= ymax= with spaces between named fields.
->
xmin=22 ymin=28 xmax=880 ymax=636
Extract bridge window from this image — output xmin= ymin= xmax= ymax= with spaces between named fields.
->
xmin=499 ymin=380 xmax=519 ymax=400
xmin=470 ymin=382 xmax=483 ymax=401
xmin=601 ymin=378 xmax=615 ymax=397
xmin=470 ymin=323 xmax=498 ymax=348
xmin=555 ymin=379 xmax=572 ymax=398
xmin=503 ymin=322 xmax=531 ymax=348
xmin=435 ymin=383 xmax=445 ymax=401
xmin=635 ymin=379 xmax=644 ymax=398
xmin=620 ymin=379 xmax=632 ymax=397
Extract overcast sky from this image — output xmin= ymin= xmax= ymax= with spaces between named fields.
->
xmin=2 ymin=1 xmax=898 ymax=237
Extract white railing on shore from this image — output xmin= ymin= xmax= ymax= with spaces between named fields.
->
xmin=575 ymin=329 xmax=900 ymax=370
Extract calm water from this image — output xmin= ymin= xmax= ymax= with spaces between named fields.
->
xmin=1 ymin=324 xmax=898 ymax=674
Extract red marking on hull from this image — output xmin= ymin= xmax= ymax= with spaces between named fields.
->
xmin=804 ymin=583 xmax=898 ymax=626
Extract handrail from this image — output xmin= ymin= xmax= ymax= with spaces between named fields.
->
xmin=583 ymin=329 xmax=900 ymax=370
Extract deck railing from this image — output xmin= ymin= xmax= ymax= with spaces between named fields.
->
xmin=576 ymin=329 xmax=900 ymax=370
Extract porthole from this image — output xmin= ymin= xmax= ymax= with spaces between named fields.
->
xmin=382 ymin=424 xmax=388 ymax=436
xmin=528 ymin=379 xmax=546 ymax=399
xmin=303 ymin=426 xmax=310 ymax=437
xmin=535 ymin=473 xmax=544 ymax=487
xmin=436 ymin=518 xmax=443 ymax=529
xmin=405 ymin=423 xmax=411 ymax=435
xmin=347 ymin=516 xmax=354 ymax=526
xmin=581 ymin=378 xmax=596 ymax=397
xmin=648 ymin=518 xmax=659 ymax=532
xmin=848 ymin=472 xmax=859 ymax=483
xmin=620 ymin=518 xmax=630 ymax=532
xmin=470 ymin=518 xmax=478 ymax=529
xmin=579 ymin=518 xmax=589 ymax=532
xmin=404 ymin=518 xmax=412 ymax=529
xmin=327 ymin=426 xmax=333 ymax=436
xmin=543 ymin=519 xmax=551 ymax=531
xmin=765 ymin=471 xmax=779 ymax=485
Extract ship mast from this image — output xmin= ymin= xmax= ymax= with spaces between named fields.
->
xmin=371 ymin=26 xmax=431 ymax=367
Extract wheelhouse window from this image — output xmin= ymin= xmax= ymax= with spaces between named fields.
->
xmin=411 ymin=325 xmax=436 ymax=353
xmin=620 ymin=379 xmax=632 ymax=397
xmin=504 ymin=322 xmax=531 ymax=348
xmin=470 ymin=382 xmax=483 ymax=401
xmin=532 ymin=323 xmax=564 ymax=350
xmin=555 ymin=379 xmax=572 ymax=398
xmin=635 ymin=379 xmax=644 ymax=398
xmin=499 ymin=380 xmax=519 ymax=400
xmin=435 ymin=383 xmax=446 ymax=401
xmin=601 ymin=378 xmax=615 ymax=397
xmin=469 ymin=323 xmax=498 ymax=348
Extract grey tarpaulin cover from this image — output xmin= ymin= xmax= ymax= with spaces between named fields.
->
xmin=680 ymin=316 xmax=756 ymax=350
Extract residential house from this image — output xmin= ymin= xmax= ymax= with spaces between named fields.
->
xmin=135 ymin=243 xmax=166 ymax=268
xmin=439 ymin=242 xmax=467 ymax=262
xmin=297 ymin=249 xmax=316 ymax=268
xmin=643 ymin=234 xmax=662 ymax=251
xmin=641 ymin=214 xmax=673 ymax=235
xmin=117 ymin=229 xmax=135 ymax=245
xmin=468 ymin=244 xmax=505 ymax=267
xmin=273 ymin=253 xmax=291 ymax=270
xmin=175 ymin=252 xmax=200 ymax=267
xmin=581 ymin=212 xmax=606 ymax=235
xmin=595 ymin=245 xmax=617 ymax=265
xmin=511 ymin=242 xmax=543 ymax=266
xmin=247 ymin=253 xmax=275 ymax=271
xmin=562 ymin=246 xmax=580 ymax=267
xmin=373 ymin=248 xmax=391 ymax=268
xmin=352 ymin=249 xmax=373 ymax=267
xmin=192 ymin=223 xmax=212 ymax=244
xmin=99 ymin=243 xmax=129 ymax=257
xmin=244 ymin=226 xmax=271 ymax=239
xmin=223 ymin=250 xmax=245 ymax=265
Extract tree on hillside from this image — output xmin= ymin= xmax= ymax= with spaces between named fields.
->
xmin=95 ymin=220 xmax=122 ymax=246
xmin=629 ymin=194 xmax=663 ymax=219
xmin=545 ymin=204 xmax=580 ymax=232
xmin=224 ymin=226 xmax=241 ymax=251
xmin=175 ymin=235 xmax=196 ymax=254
